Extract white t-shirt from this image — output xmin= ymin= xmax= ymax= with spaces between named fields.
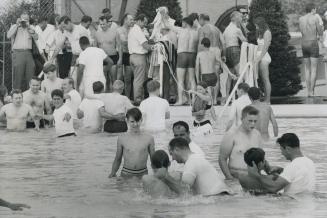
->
xmin=35 ymin=24 xmax=56 ymax=51
xmin=79 ymin=98 xmax=104 ymax=130
xmin=101 ymin=93 xmax=133 ymax=115
xmin=279 ymin=156 xmax=315 ymax=195
xmin=41 ymin=78 xmax=63 ymax=100
xmin=182 ymin=154 xmax=229 ymax=195
xmin=128 ymin=24 xmax=148 ymax=54
xmin=228 ymin=94 xmax=251 ymax=127
xmin=78 ymin=47 xmax=107 ymax=79
xmin=139 ymin=96 xmax=169 ymax=131
xmin=53 ymin=104 xmax=75 ymax=137
xmin=65 ymin=89 xmax=82 ymax=119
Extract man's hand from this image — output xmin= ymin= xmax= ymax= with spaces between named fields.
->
xmin=9 ymin=203 xmax=31 ymax=211
xmin=154 ymin=168 xmax=168 ymax=180
xmin=63 ymin=113 xmax=71 ymax=122
xmin=108 ymin=172 xmax=116 ymax=178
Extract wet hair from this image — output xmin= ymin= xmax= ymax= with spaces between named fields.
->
xmin=188 ymin=13 xmax=199 ymax=21
xmin=253 ymin=16 xmax=269 ymax=38
xmin=10 ymin=89 xmax=22 ymax=97
xmin=305 ymin=3 xmax=316 ymax=13
xmin=199 ymin=14 xmax=210 ymax=21
xmin=102 ymin=8 xmax=111 ymax=14
xmin=147 ymin=80 xmax=160 ymax=93
xmin=182 ymin=16 xmax=193 ymax=27
xmin=169 ymin=137 xmax=190 ymax=150
xmin=30 ymin=76 xmax=41 ymax=83
xmin=173 ymin=121 xmax=190 ymax=133
xmin=277 ymin=133 xmax=300 ymax=149
xmin=201 ymin=37 xmax=211 ymax=48
xmin=120 ymin=13 xmax=131 ymax=26
xmin=197 ymin=81 xmax=208 ymax=89
xmin=113 ymin=80 xmax=124 ymax=91
xmin=237 ymin=82 xmax=250 ymax=93
xmin=43 ymin=63 xmax=57 ymax=74
xmin=135 ymin=13 xmax=147 ymax=22
xmin=151 ymin=150 xmax=170 ymax=169
xmin=126 ymin=107 xmax=142 ymax=121
xmin=58 ymin=16 xmax=71 ymax=25
xmin=51 ymin=89 xmax=64 ymax=99
xmin=248 ymin=87 xmax=261 ymax=101
xmin=79 ymin=36 xmax=90 ymax=46
xmin=244 ymin=148 xmax=265 ymax=167
xmin=0 ymin=84 xmax=8 ymax=104
xmin=99 ymin=15 xmax=112 ymax=22
xmin=92 ymin=81 xmax=104 ymax=93
xmin=241 ymin=105 xmax=259 ymax=119
xmin=81 ymin=15 xmax=92 ymax=23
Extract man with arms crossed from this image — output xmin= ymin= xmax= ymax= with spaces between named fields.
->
xmin=219 ymin=105 xmax=262 ymax=180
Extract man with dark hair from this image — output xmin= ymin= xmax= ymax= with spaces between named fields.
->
xmin=79 ymin=15 xmax=94 ymax=44
xmin=109 ymin=107 xmax=155 ymax=178
xmin=154 ymin=137 xmax=229 ymax=196
xmin=62 ymin=77 xmax=81 ymax=128
xmin=226 ymin=82 xmax=251 ymax=131
xmin=77 ymin=36 xmax=113 ymax=98
xmin=247 ymin=133 xmax=315 ymax=195
xmin=248 ymin=87 xmax=278 ymax=140
xmin=23 ymin=77 xmax=52 ymax=129
xmin=219 ymin=105 xmax=262 ymax=180
xmin=299 ymin=3 xmax=324 ymax=97
xmin=188 ymin=13 xmax=200 ymax=30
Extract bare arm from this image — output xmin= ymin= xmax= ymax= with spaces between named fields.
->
xmin=269 ymin=107 xmax=278 ymax=137
xmin=48 ymin=37 xmax=65 ymax=63
xmin=316 ymin=16 xmax=324 ymax=36
xmin=148 ymin=136 xmax=155 ymax=158
xmin=7 ymin=24 xmax=19 ymax=39
xmin=44 ymin=96 xmax=52 ymax=115
xmin=98 ymin=107 xmax=124 ymax=121
xmin=256 ymin=31 xmax=272 ymax=62
xmin=195 ymin=54 xmax=201 ymax=83
xmin=76 ymin=64 xmax=85 ymax=91
xmin=109 ymin=137 xmax=124 ymax=178
xmin=218 ymin=133 xmax=235 ymax=180
xmin=116 ymin=31 xmax=123 ymax=66
xmin=237 ymin=29 xmax=247 ymax=43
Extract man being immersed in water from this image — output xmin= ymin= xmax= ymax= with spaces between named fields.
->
xmin=23 ymin=76 xmax=52 ymax=130
xmin=0 ymin=89 xmax=38 ymax=131
xmin=219 ymin=105 xmax=262 ymax=180
xmin=109 ymin=108 xmax=155 ymax=178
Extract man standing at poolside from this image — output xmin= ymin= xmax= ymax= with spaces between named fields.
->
xmin=7 ymin=13 xmax=38 ymax=91
xmin=0 ymin=90 xmax=37 ymax=131
xmin=219 ymin=105 xmax=262 ymax=180
xmin=223 ymin=11 xmax=247 ymax=99
xmin=23 ymin=77 xmax=52 ymax=129
xmin=128 ymin=14 xmax=153 ymax=105
xmin=247 ymin=133 xmax=315 ymax=195
xmin=299 ymin=3 xmax=324 ymax=97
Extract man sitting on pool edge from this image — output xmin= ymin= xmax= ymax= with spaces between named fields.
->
xmin=246 ymin=133 xmax=315 ymax=195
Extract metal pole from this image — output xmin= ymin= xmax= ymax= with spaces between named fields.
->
xmin=2 ymin=33 xmax=5 ymax=85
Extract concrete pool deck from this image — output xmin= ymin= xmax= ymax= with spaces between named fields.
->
xmin=170 ymin=104 xmax=327 ymax=118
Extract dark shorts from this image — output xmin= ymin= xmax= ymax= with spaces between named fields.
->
xmin=122 ymin=53 xmax=130 ymax=66
xmin=104 ymin=120 xmax=128 ymax=133
xmin=201 ymin=73 xmax=218 ymax=87
xmin=225 ymin=46 xmax=241 ymax=68
xmin=26 ymin=119 xmax=45 ymax=129
xmin=109 ymin=54 xmax=119 ymax=65
xmin=302 ymin=40 xmax=319 ymax=58
xmin=58 ymin=132 xmax=77 ymax=138
xmin=193 ymin=120 xmax=211 ymax=127
xmin=121 ymin=167 xmax=148 ymax=177
xmin=177 ymin=52 xmax=196 ymax=68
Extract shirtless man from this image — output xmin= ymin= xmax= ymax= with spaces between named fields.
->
xmin=219 ymin=105 xmax=262 ymax=180
xmin=109 ymin=108 xmax=155 ymax=178
xmin=299 ymin=3 xmax=324 ymax=96
xmin=248 ymin=87 xmax=278 ymax=141
xmin=23 ymin=77 xmax=52 ymax=129
xmin=0 ymin=90 xmax=37 ymax=131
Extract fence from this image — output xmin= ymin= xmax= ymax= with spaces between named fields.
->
xmin=0 ymin=0 xmax=55 ymax=91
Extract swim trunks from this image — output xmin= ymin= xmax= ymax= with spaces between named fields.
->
xmin=177 ymin=52 xmax=196 ymax=68
xmin=58 ymin=132 xmax=77 ymax=138
xmin=122 ymin=52 xmax=130 ymax=66
xmin=104 ymin=120 xmax=128 ymax=133
xmin=26 ymin=119 xmax=45 ymax=129
xmin=302 ymin=40 xmax=319 ymax=58
xmin=121 ymin=167 xmax=148 ymax=177
xmin=193 ymin=119 xmax=211 ymax=127
xmin=109 ymin=54 xmax=119 ymax=65
xmin=225 ymin=46 xmax=241 ymax=68
xmin=201 ymin=73 xmax=218 ymax=87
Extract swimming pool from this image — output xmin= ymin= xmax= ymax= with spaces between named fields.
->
xmin=0 ymin=115 xmax=326 ymax=218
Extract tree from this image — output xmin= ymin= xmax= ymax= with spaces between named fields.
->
xmin=136 ymin=0 xmax=183 ymax=24
xmin=247 ymin=0 xmax=302 ymax=96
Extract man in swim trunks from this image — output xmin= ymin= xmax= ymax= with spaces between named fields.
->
xmin=0 ymin=89 xmax=37 ymax=131
xmin=154 ymin=137 xmax=229 ymax=196
xmin=219 ymin=105 xmax=262 ymax=180
xmin=299 ymin=3 xmax=324 ymax=97
xmin=109 ymin=108 xmax=155 ymax=178
xmin=248 ymin=87 xmax=278 ymax=141
xmin=223 ymin=11 xmax=247 ymax=99
xmin=23 ymin=77 xmax=52 ymax=129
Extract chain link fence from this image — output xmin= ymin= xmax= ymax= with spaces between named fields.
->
xmin=0 ymin=0 xmax=55 ymax=91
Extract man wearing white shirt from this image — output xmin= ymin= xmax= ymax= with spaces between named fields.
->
xmin=76 ymin=36 xmax=113 ymax=98
xmin=78 ymin=15 xmax=93 ymax=44
xmin=128 ymin=14 xmax=153 ymax=104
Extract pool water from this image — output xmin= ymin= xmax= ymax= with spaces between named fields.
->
xmin=0 ymin=116 xmax=327 ymax=218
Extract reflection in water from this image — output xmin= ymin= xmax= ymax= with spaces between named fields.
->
xmin=0 ymin=118 xmax=326 ymax=217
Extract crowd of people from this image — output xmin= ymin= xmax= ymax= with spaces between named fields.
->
xmin=0 ymin=4 xmax=322 ymax=211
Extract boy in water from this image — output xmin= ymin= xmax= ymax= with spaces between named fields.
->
xmin=142 ymin=150 xmax=177 ymax=198
xmin=109 ymin=108 xmax=155 ymax=178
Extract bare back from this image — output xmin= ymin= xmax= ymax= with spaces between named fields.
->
xmin=198 ymin=50 xmax=219 ymax=75
xmin=299 ymin=14 xmax=320 ymax=41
